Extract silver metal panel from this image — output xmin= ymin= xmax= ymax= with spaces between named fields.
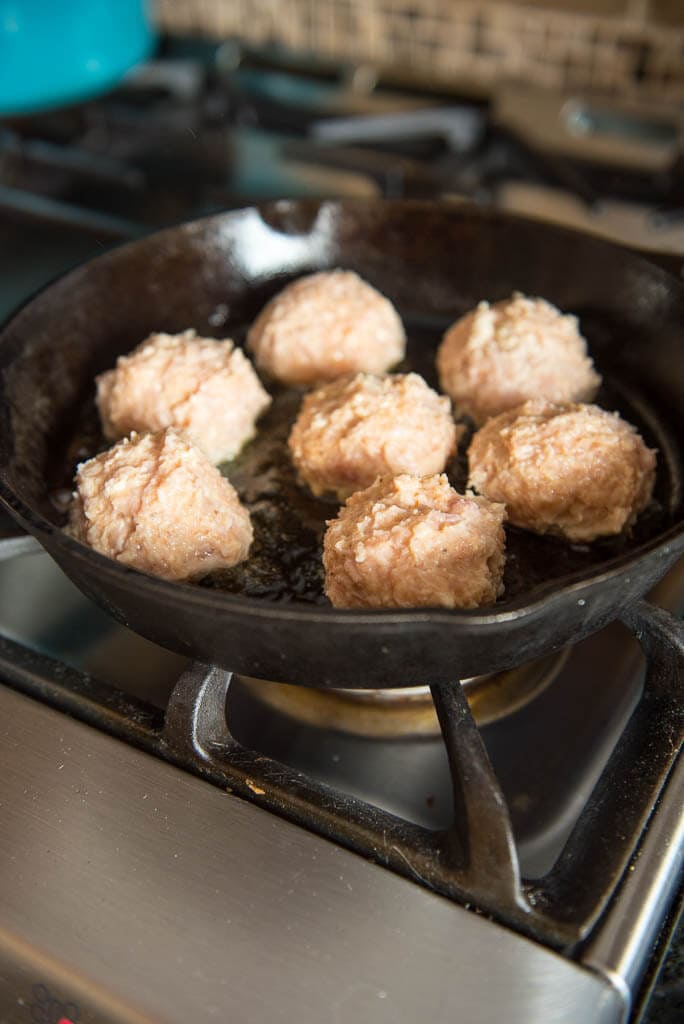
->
xmin=0 ymin=684 xmax=624 ymax=1024
xmin=583 ymin=754 xmax=684 ymax=998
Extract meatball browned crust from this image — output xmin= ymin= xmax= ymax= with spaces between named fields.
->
xmin=247 ymin=270 xmax=406 ymax=386
xmin=68 ymin=429 xmax=253 ymax=581
xmin=288 ymin=372 xmax=459 ymax=500
xmin=436 ymin=294 xmax=601 ymax=424
xmin=323 ymin=474 xmax=506 ymax=609
xmin=96 ymin=330 xmax=271 ymax=464
xmin=467 ymin=399 xmax=656 ymax=542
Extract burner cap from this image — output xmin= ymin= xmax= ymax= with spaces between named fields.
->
xmin=237 ymin=649 xmax=569 ymax=738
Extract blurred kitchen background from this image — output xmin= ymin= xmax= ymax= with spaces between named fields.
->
xmin=1 ymin=0 xmax=683 ymax=317
xmin=156 ymin=0 xmax=684 ymax=103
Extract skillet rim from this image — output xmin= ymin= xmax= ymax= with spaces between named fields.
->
xmin=0 ymin=197 xmax=682 ymax=629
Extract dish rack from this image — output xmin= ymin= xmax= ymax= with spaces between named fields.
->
xmin=154 ymin=0 xmax=684 ymax=103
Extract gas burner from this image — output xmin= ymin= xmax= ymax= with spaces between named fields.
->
xmin=237 ymin=648 xmax=569 ymax=738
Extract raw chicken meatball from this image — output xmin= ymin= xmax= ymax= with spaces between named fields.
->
xmin=436 ymin=293 xmax=601 ymax=424
xmin=288 ymin=372 xmax=459 ymax=500
xmin=323 ymin=474 xmax=506 ymax=609
xmin=467 ymin=399 xmax=656 ymax=542
xmin=96 ymin=330 xmax=271 ymax=464
xmin=68 ymin=429 xmax=253 ymax=581
xmin=247 ymin=270 xmax=406 ymax=386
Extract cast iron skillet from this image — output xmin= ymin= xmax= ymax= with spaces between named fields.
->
xmin=0 ymin=200 xmax=682 ymax=688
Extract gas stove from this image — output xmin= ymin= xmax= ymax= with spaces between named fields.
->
xmin=0 ymin=39 xmax=682 ymax=1024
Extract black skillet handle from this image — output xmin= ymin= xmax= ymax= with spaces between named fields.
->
xmin=0 ymin=504 xmax=42 ymax=560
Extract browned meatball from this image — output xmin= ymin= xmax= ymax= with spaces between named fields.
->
xmin=436 ymin=293 xmax=601 ymax=424
xmin=467 ymin=399 xmax=656 ymax=542
xmin=96 ymin=330 xmax=271 ymax=464
xmin=288 ymin=372 xmax=459 ymax=500
xmin=247 ymin=270 xmax=406 ymax=386
xmin=68 ymin=429 xmax=253 ymax=581
xmin=323 ymin=474 xmax=506 ymax=609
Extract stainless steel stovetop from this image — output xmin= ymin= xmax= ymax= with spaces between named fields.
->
xmin=0 ymin=544 xmax=681 ymax=1024
xmin=0 ymin=40 xmax=682 ymax=1024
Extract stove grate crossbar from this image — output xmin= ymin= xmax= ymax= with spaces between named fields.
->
xmin=0 ymin=598 xmax=681 ymax=954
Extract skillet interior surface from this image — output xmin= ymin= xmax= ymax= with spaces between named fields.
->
xmin=46 ymin=307 xmax=680 ymax=609
xmin=0 ymin=200 xmax=682 ymax=684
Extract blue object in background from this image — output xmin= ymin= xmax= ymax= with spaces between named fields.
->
xmin=0 ymin=0 xmax=156 ymax=115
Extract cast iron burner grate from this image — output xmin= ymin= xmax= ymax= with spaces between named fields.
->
xmin=0 ymin=592 xmax=680 ymax=953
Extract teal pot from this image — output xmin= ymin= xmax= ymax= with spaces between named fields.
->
xmin=0 ymin=0 xmax=156 ymax=115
